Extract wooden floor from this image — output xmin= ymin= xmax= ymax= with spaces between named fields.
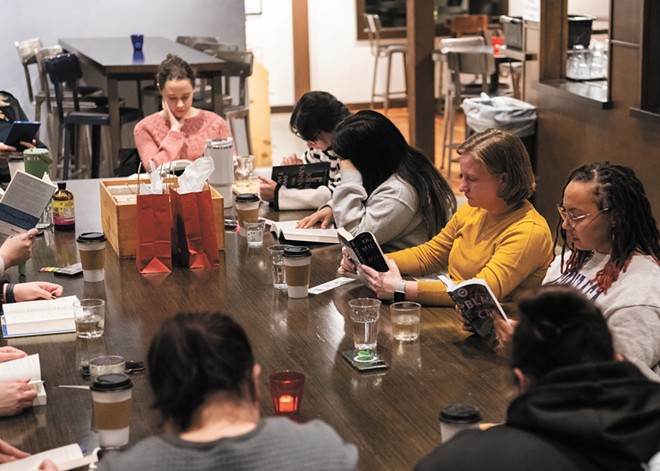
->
xmin=373 ymin=106 xmax=466 ymax=193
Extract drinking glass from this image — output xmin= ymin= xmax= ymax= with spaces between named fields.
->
xmin=235 ymin=155 xmax=255 ymax=190
xmin=348 ymin=298 xmax=381 ymax=355
xmin=73 ymin=298 xmax=105 ymax=339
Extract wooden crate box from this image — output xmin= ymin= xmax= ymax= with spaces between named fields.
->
xmin=100 ymin=179 xmax=225 ymax=258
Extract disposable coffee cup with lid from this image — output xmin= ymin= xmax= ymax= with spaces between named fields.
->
xmin=282 ymin=246 xmax=312 ymax=298
xmin=234 ymin=193 xmax=260 ymax=206
xmin=76 ymin=232 xmax=107 ymax=282
xmin=234 ymin=194 xmax=261 ymax=236
xmin=90 ymin=373 xmax=133 ymax=448
xmin=438 ymin=403 xmax=482 ymax=443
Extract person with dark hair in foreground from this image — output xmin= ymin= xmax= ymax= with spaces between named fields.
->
xmin=40 ymin=312 xmax=357 ymax=471
xmin=415 ymin=285 xmax=660 ymax=471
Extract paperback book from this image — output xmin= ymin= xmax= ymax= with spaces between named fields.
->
xmin=337 ymin=227 xmax=388 ymax=272
xmin=266 ymin=219 xmax=338 ymax=244
xmin=0 ymin=354 xmax=46 ymax=405
xmin=439 ymin=276 xmax=508 ymax=349
xmin=0 ymin=443 xmax=98 ymax=471
xmin=0 ymin=170 xmax=57 ymax=236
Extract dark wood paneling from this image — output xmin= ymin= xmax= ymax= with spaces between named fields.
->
xmin=525 ymin=1 xmax=660 ymax=227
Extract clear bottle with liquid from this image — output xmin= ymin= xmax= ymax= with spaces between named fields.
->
xmin=52 ymin=182 xmax=75 ymax=231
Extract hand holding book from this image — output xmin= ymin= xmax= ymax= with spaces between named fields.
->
xmin=439 ymin=276 xmax=508 ymax=350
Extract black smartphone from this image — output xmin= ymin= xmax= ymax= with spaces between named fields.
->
xmin=54 ymin=263 xmax=83 ymax=277
xmin=125 ymin=360 xmax=146 ymax=374
xmin=342 ymin=350 xmax=389 ymax=372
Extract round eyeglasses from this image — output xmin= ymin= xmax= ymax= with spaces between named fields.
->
xmin=556 ymin=204 xmax=610 ymax=228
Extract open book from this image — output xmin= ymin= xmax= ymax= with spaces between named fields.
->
xmin=0 ymin=444 xmax=98 ymax=471
xmin=0 ymin=354 xmax=46 ymax=405
xmin=439 ymin=276 xmax=508 ymax=349
xmin=265 ymin=219 xmax=338 ymax=244
xmin=337 ymin=227 xmax=388 ymax=272
xmin=271 ymin=162 xmax=331 ymax=189
xmin=1 ymin=296 xmax=79 ymax=338
xmin=0 ymin=170 xmax=57 ymax=236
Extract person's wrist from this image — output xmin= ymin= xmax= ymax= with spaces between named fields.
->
xmin=393 ymin=279 xmax=407 ymax=302
xmin=5 ymin=283 xmax=15 ymax=304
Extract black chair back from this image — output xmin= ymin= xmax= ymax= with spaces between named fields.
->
xmin=44 ymin=53 xmax=83 ymax=121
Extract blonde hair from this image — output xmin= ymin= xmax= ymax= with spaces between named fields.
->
xmin=457 ymin=128 xmax=536 ymax=205
xmin=0 ymin=93 xmax=9 ymax=108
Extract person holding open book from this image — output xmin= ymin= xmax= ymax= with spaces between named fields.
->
xmin=298 ymin=110 xmax=456 ymax=251
xmin=340 ymin=128 xmax=553 ymax=305
xmin=0 ymin=279 xmax=62 ymax=417
xmin=258 ymin=91 xmax=349 ymax=210
xmin=0 ymin=346 xmax=38 ymax=417
xmin=415 ymin=285 xmax=660 ymax=471
xmin=494 ymin=162 xmax=660 ymax=374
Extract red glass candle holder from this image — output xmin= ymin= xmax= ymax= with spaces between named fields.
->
xmin=491 ymin=36 xmax=504 ymax=55
xmin=269 ymin=371 xmax=305 ymax=420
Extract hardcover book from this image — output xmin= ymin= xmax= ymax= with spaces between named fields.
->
xmin=337 ymin=227 xmax=388 ymax=272
xmin=438 ymin=276 xmax=508 ymax=349
xmin=271 ymin=162 xmax=331 ymax=189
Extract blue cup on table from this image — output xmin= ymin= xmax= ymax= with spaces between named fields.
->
xmin=130 ymin=34 xmax=144 ymax=52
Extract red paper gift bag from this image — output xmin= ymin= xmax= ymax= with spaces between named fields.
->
xmin=170 ymin=187 xmax=220 ymax=268
xmin=136 ymin=192 xmax=173 ymax=274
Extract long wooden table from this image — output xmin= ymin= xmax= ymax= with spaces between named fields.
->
xmin=0 ymin=180 xmax=511 ymax=470
xmin=58 ymin=37 xmax=226 ymax=169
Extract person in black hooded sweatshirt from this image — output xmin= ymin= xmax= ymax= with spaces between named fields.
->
xmin=415 ymin=285 xmax=660 ymax=471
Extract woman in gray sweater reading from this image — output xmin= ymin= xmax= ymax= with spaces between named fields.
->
xmin=298 ymin=110 xmax=456 ymax=252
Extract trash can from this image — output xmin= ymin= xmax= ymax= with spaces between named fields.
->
xmin=461 ymin=94 xmax=538 ymax=173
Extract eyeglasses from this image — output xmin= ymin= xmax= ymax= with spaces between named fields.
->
xmin=294 ymin=130 xmax=320 ymax=142
xmin=556 ymin=204 xmax=610 ymax=228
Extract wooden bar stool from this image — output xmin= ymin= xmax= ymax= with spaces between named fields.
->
xmin=364 ymin=13 xmax=407 ymax=113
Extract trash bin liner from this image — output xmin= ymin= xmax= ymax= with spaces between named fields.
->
xmin=462 ymin=94 xmax=537 ymax=138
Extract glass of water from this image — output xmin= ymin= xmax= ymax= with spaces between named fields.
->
xmin=267 ymin=245 xmax=292 ymax=289
xmin=73 ymin=298 xmax=105 ymax=339
xmin=244 ymin=219 xmax=265 ymax=248
xmin=348 ymin=298 xmax=381 ymax=355
xmin=390 ymin=302 xmax=421 ymax=342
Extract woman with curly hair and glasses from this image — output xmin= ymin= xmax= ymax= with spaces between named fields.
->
xmin=542 ymin=162 xmax=660 ymax=373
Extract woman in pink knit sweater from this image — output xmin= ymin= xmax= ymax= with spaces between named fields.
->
xmin=134 ymin=54 xmax=231 ymax=167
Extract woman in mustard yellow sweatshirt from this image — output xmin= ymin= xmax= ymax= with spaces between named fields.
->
xmin=340 ymin=128 xmax=553 ymax=306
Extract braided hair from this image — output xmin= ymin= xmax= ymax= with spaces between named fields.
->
xmin=556 ymin=162 xmax=660 ymax=293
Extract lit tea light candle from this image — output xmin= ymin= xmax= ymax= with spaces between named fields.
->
xmin=278 ymin=394 xmax=295 ymax=413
